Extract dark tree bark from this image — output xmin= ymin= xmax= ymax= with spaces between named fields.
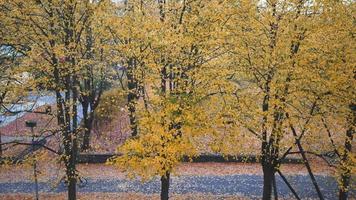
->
xmin=81 ymin=100 xmax=90 ymax=150
xmin=290 ymin=124 xmax=324 ymax=200
xmin=58 ymin=84 xmax=78 ymax=200
xmin=262 ymin=163 xmax=274 ymax=200
xmin=272 ymin=172 xmax=278 ymax=200
xmin=339 ymin=104 xmax=355 ymax=200
xmin=81 ymin=82 xmax=100 ymax=151
xmin=161 ymin=172 xmax=170 ymax=200
xmin=260 ymin=75 xmax=276 ymax=200
xmin=80 ymin=24 xmax=104 ymax=151
xmin=61 ymin=3 xmax=80 ymax=198
xmin=277 ymin=170 xmax=301 ymax=200
xmin=0 ymin=127 xmax=2 ymax=158
xmin=81 ymin=106 xmax=95 ymax=151
xmin=53 ymin=58 xmax=78 ymax=200
xmin=68 ymin=74 xmax=79 ymax=200
xmin=127 ymin=58 xmax=139 ymax=137
xmin=338 ymin=128 xmax=353 ymax=200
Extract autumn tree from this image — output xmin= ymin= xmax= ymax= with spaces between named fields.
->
xmin=214 ymin=0 xmax=345 ymax=199
xmin=106 ymin=0 xmax=155 ymax=137
xmin=110 ymin=1 xmax=230 ymax=200
xmin=0 ymin=1 xmax=113 ymax=199
xmin=0 ymin=7 xmax=31 ymax=113
xmin=304 ymin=1 xmax=355 ymax=199
xmin=78 ymin=1 xmax=115 ymax=151
xmin=0 ymin=46 xmax=23 ymax=110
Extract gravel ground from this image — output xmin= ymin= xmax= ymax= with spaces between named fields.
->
xmin=1 ymin=174 xmax=353 ymax=200
xmin=0 ymin=193 xmax=255 ymax=200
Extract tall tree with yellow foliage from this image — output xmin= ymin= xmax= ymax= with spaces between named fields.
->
xmin=0 ymin=5 xmax=32 ymax=113
xmin=0 ymin=1 xmax=113 ymax=199
xmin=110 ymin=1 xmax=231 ymax=200
xmin=217 ymin=0 xmax=354 ymax=199
xmin=305 ymin=1 xmax=355 ymax=199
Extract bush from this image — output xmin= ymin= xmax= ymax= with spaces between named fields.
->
xmin=94 ymin=88 xmax=126 ymax=124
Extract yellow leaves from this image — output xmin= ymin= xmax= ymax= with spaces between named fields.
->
xmin=2 ymin=0 xmax=353 ymax=192
xmin=110 ymin=92 xmax=206 ymax=181
xmin=94 ymin=88 xmax=126 ymax=123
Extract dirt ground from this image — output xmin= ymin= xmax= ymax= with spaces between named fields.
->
xmin=0 ymin=157 xmax=335 ymax=183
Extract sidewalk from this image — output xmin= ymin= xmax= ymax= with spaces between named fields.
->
xmin=0 ymin=174 xmax=344 ymax=199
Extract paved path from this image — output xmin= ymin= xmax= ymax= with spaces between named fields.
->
xmin=1 ymin=174 xmax=352 ymax=199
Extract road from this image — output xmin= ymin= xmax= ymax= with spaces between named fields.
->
xmin=1 ymin=174 xmax=352 ymax=199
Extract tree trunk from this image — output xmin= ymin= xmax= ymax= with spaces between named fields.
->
xmin=81 ymin=101 xmax=89 ymax=150
xmin=67 ymin=140 xmax=77 ymax=200
xmin=0 ymin=130 xmax=2 ymax=158
xmin=298 ymin=145 xmax=324 ymax=200
xmin=161 ymin=171 xmax=170 ymax=200
xmin=291 ymin=128 xmax=324 ymax=200
xmin=82 ymin=115 xmax=94 ymax=151
xmin=81 ymin=128 xmax=91 ymax=151
xmin=66 ymin=148 xmax=77 ymax=200
xmin=68 ymin=74 xmax=79 ymax=200
xmin=339 ymin=105 xmax=354 ymax=200
xmin=127 ymin=58 xmax=138 ymax=137
xmin=339 ymin=184 xmax=349 ymax=200
xmin=277 ymin=170 xmax=301 ymax=200
xmin=338 ymin=133 xmax=352 ymax=200
xmin=63 ymin=121 xmax=77 ymax=200
xmin=262 ymin=164 xmax=274 ymax=200
xmin=81 ymin=102 xmax=93 ymax=151
xmin=127 ymin=97 xmax=137 ymax=137
xmin=67 ymin=167 xmax=77 ymax=200
xmin=272 ymin=172 xmax=278 ymax=200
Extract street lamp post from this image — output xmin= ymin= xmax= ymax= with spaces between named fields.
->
xmin=25 ymin=120 xmax=39 ymax=200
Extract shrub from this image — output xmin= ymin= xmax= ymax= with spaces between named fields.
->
xmin=94 ymin=88 xmax=126 ymax=124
